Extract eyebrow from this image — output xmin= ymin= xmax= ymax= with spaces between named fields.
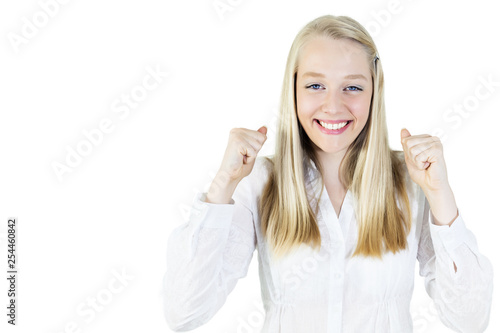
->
xmin=301 ymin=72 xmax=368 ymax=81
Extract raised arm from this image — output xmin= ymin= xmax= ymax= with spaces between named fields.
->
xmin=400 ymin=128 xmax=494 ymax=331
xmin=417 ymin=193 xmax=493 ymax=332
xmin=163 ymin=178 xmax=257 ymax=331
xmin=162 ymin=126 xmax=268 ymax=331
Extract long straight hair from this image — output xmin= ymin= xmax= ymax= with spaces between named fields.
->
xmin=258 ymin=15 xmax=412 ymax=259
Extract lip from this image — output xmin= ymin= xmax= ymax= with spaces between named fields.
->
xmin=315 ymin=118 xmax=352 ymax=124
xmin=314 ymin=119 xmax=352 ymax=135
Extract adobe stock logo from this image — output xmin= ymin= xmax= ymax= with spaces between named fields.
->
xmin=212 ymin=0 xmax=245 ymax=21
xmin=51 ymin=64 xmax=168 ymax=182
xmin=431 ymin=74 xmax=499 ymax=142
xmin=50 ymin=267 xmax=134 ymax=333
xmin=364 ymin=0 xmax=404 ymax=37
xmin=7 ymin=0 xmax=72 ymax=54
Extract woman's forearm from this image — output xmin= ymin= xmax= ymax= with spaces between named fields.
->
xmin=423 ymin=184 xmax=459 ymax=226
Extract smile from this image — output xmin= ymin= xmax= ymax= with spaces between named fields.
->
xmin=314 ymin=119 xmax=352 ymax=134
xmin=318 ymin=120 xmax=349 ymax=130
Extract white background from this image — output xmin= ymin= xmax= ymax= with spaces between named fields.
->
xmin=1 ymin=0 xmax=499 ymax=332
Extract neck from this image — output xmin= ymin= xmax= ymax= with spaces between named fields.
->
xmin=315 ymin=147 xmax=348 ymax=188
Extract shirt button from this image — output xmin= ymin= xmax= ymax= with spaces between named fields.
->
xmin=334 ymin=273 xmax=343 ymax=280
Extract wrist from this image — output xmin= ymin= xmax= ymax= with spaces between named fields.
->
xmin=205 ymin=170 xmax=240 ymax=204
xmin=423 ymin=184 xmax=458 ymax=226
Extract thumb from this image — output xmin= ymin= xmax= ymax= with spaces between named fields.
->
xmin=257 ymin=125 xmax=267 ymax=136
xmin=400 ymin=128 xmax=411 ymax=140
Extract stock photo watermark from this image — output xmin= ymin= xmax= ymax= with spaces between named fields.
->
xmin=7 ymin=0 xmax=72 ymax=54
xmin=431 ymin=74 xmax=499 ymax=143
xmin=363 ymin=0 xmax=418 ymax=38
xmin=282 ymin=250 xmax=329 ymax=291
xmin=235 ymin=299 xmax=265 ymax=333
xmin=51 ymin=64 xmax=169 ymax=182
xmin=411 ymin=268 xmax=493 ymax=332
xmin=212 ymin=0 xmax=246 ymax=21
xmin=49 ymin=267 xmax=134 ymax=333
xmin=233 ymin=248 xmax=329 ymax=332
xmin=177 ymin=105 xmax=278 ymax=224
xmin=6 ymin=218 xmax=18 ymax=325
xmin=412 ymin=300 xmax=440 ymax=332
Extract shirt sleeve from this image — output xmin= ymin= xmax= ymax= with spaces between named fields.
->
xmin=417 ymin=192 xmax=494 ymax=333
xmin=162 ymin=174 xmax=257 ymax=332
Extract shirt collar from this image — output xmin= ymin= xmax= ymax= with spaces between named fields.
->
xmin=304 ymin=155 xmax=353 ymax=200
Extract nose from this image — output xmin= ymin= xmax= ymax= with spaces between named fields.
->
xmin=321 ymin=89 xmax=344 ymax=114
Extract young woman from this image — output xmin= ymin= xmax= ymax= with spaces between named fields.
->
xmin=163 ymin=15 xmax=493 ymax=332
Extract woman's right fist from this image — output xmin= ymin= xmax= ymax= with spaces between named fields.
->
xmin=218 ymin=125 xmax=268 ymax=183
xmin=205 ymin=126 xmax=267 ymax=204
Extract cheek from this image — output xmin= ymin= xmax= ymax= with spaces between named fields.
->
xmin=296 ymin=92 xmax=318 ymax=121
xmin=349 ymin=98 xmax=371 ymax=124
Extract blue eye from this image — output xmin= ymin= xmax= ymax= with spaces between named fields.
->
xmin=346 ymin=86 xmax=362 ymax=91
xmin=306 ymin=84 xmax=322 ymax=90
xmin=306 ymin=84 xmax=363 ymax=91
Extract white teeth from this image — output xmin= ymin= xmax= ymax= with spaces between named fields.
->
xmin=319 ymin=120 xmax=348 ymax=130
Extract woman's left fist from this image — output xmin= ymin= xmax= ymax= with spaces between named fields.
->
xmin=400 ymin=128 xmax=450 ymax=193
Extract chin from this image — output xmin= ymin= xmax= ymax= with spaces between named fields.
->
xmin=315 ymin=142 xmax=349 ymax=154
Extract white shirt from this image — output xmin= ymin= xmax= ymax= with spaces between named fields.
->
xmin=163 ymin=155 xmax=493 ymax=332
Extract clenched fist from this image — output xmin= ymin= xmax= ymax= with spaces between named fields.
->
xmin=220 ymin=126 xmax=268 ymax=182
xmin=205 ymin=126 xmax=267 ymax=204
xmin=400 ymin=128 xmax=459 ymax=226
xmin=400 ymin=128 xmax=449 ymax=192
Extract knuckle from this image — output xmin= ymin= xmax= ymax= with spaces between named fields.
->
xmin=229 ymin=128 xmax=239 ymax=136
xmin=233 ymin=137 xmax=242 ymax=145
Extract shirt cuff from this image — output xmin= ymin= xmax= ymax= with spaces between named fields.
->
xmin=189 ymin=191 xmax=235 ymax=229
xmin=429 ymin=209 xmax=469 ymax=253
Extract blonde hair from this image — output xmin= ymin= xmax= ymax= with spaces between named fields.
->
xmin=258 ymin=15 xmax=412 ymax=259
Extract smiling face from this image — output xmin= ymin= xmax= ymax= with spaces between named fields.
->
xmin=296 ymin=36 xmax=373 ymax=160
